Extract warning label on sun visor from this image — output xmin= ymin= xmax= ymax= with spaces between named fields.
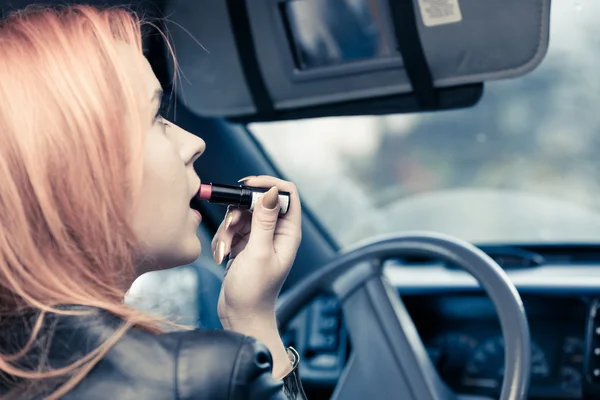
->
xmin=417 ymin=0 xmax=463 ymax=27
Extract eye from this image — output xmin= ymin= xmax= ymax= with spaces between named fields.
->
xmin=154 ymin=101 xmax=169 ymax=122
xmin=153 ymin=92 xmax=172 ymax=125
xmin=154 ymin=104 xmax=171 ymax=134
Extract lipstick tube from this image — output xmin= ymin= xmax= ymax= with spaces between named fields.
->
xmin=195 ymin=183 xmax=290 ymax=215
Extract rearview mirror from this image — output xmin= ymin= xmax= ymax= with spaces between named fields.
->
xmin=165 ymin=0 xmax=550 ymax=122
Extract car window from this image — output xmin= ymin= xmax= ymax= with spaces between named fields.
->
xmin=249 ymin=2 xmax=600 ymax=247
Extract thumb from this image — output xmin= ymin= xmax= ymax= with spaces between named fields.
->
xmin=247 ymin=186 xmax=280 ymax=249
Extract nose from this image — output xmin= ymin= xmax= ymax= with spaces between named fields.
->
xmin=168 ymin=121 xmax=206 ymax=165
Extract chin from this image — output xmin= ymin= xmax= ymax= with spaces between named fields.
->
xmin=175 ymin=236 xmax=202 ymax=267
xmin=139 ymin=239 xmax=201 ymax=275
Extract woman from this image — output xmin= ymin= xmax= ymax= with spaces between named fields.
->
xmin=0 ymin=4 xmax=306 ymax=399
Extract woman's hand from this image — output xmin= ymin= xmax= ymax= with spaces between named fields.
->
xmin=211 ymin=176 xmax=302 ymax=378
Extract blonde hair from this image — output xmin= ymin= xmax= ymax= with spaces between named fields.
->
xmin=0 ymin=4 xmax=176 ymax=398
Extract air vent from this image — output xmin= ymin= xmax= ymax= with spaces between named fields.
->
xmin=480 ymin=246 xmax=545 ymax=269
xmin=509 ymin=245 xmax=600 ymax=265
xmin=390 ymin=245 xmax=600 ymax=270
xmin=392 ymin=245 xmax=545 ymax=269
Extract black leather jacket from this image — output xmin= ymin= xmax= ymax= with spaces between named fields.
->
xmin=0 ymin=307 xmax=307 ymax=399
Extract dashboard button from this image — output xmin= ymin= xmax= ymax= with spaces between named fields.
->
xmin=308 ymin=298 xmax=341 ymax=352
xmin=560 ymin=366 xmax=582 ymax=396
xmin=319 ymin=316 xmax=339 ymax=332
xmin=308 ymin=332 xmax=338 ymax=351
xmin=321 ymin=298 xmax=340 ymax=315
xmin=308 ymin=354 xmax=338 ymax=369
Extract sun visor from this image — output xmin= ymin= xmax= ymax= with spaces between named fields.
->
xmin=164 ymin=0 xmax=550 ymax=121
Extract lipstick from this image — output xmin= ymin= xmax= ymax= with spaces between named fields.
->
xmin=192 ymin=183 xmax=290 ymax=215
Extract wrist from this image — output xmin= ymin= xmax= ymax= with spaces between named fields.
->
xmin=221 ymin=313 xmax=292 ymax=379
xmin=219 ymin=309 xmax=276 ymax=331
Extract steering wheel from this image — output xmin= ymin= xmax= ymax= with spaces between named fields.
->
xmin=277 ymin=232 xmax=531 ymax=400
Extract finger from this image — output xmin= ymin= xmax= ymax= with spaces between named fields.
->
xmin=211 ymin=207 xmax=239 ymax=252
xmin=229 ymin=228 xmax=248 ymax=252
xmin=211 ymin=208 xmax=251 ymax=264
xmin=211 ymin=207 xmax=250 ymax=251
xmin=232 ymin=212 xmax=252 ymax=236
xmin=225 ymin=205 xmax=244 ymax=230
xmin=241 ymin=176 xmax=302 ymax=260
xmin=240 ymin=176 xmax=301 ymax=227
xmin=212 ymin=209 xmax=252 ymax=262
xmin=230 ymin=234 xmax=250 ymax=259
xmin=246 ymin=186 xmax=281 ymax=252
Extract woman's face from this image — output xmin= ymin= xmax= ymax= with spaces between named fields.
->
xmin=120 ymin=45 xmax=206 ymax=275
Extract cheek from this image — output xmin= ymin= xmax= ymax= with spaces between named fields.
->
xmin=132 ymin=136 xmax=190 ymax=253
xmin=144 ymin=133 xmax=187 ymax=201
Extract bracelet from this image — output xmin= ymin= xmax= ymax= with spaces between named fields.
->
xmin=286 ymin=346 xmax=300 ymax=369
xmin=282 ymin=347 xmax=307 ymax=399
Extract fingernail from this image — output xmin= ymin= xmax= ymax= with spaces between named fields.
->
xmin=212 ymin=248 xmax=217 ymax=264
xmin=216 ymin=241 xmax=226 ymax=264
xmin=238 ymin=176 xmax=254 ymax=183
xmin=224 ymin=212 xmax=234 ymax=230
xmin=261 ymin=186 xmax=279 ymax=210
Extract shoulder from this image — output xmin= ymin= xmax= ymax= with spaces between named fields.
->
xmin=57 ymin=311 xmax=285 ymax=400
xmin=170 ymin=329 xmax=285 ymax=400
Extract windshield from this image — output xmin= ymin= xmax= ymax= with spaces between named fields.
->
xmin=249 ymin=2 xmax=600 ymax=247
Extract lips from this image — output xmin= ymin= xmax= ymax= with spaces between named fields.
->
xmin=189 ymin=182 xmax=202 ymax=212
xmin=191 ymin=208 xmax=202 ymax=223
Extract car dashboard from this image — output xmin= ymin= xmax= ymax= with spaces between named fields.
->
xmin=406 ymin=294 xmax=585 ymax=399
xmin=283 ymin=245 xmax=600 ymax=400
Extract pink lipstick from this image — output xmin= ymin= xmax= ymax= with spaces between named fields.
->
xmin=193 ymin=183 xmax=290 ymax=215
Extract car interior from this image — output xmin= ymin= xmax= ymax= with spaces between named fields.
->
xmin=5 ymin=0 xmax=600 ymax=399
